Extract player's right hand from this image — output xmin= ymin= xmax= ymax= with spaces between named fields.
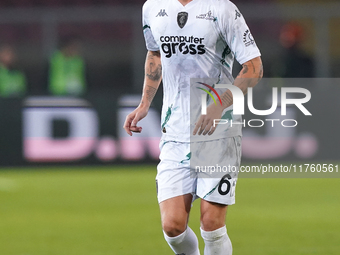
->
xmin=123 ymin=106 xmax=149 ymax=136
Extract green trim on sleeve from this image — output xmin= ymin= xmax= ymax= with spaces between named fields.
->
xmin=143 ymin=25 xmax=150 ymax=30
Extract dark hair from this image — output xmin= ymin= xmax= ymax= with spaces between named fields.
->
xmin=59 ymin=35 xmax=82 ymax=49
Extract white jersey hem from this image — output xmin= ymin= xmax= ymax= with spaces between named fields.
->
xmin=160 ymin=130 xmax=242 ymax=143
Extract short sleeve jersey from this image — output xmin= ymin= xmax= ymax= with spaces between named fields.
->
xmin=143 ymin=0 xmax=261 ymax=142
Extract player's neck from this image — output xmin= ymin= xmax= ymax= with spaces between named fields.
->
xmin=178 ymin=0 xmax=193 ymax=7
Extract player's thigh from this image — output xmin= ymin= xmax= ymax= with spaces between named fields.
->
xmin=200 ymin=199 xmax=228 ymax=231
xmin=156 ymin=140 xmax=196 ymax=203
xmin=195 ymin=136 xmax=241 ymax=205
xmin=160 ymin=194 xmax=193 ymax=237
xmin=156 ymin=140 xmax=196 ymax=236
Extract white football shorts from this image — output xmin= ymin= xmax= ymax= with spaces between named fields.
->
xmin=156 ymin=136 xmax=241 ymax=205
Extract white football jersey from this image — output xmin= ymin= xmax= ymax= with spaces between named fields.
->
xmin=143 ymin=0 xmax=261 ymax=142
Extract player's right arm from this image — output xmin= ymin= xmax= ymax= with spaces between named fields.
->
xmin=123 ymin=50 xmax=162 ymax=136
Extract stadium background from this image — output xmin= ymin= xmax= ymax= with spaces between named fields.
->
xmin=0 ymin=0 xmax=339 ymax=254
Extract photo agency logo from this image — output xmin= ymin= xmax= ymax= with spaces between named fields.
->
xmin=197 ymin=82 xmax=312 ymax=128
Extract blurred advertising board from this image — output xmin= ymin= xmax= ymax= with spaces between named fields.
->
xmin=0 ymin=79 xmax=339 ymax=166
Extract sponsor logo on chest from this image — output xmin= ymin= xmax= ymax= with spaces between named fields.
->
xmin=160 ymin=35 xmax=206 ymax=58
xmin=196 ymin=10 xmax=216 ymax=21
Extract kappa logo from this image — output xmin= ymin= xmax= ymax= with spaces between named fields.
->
xmin=235 ymin=9 xmax=241 ymax=20
xmin=196 ymin=10 xmax=216 ymax=21
xmin=243 ymin=29 xmax=255 ymax=47
xmin=156 ymin=9 xmax=168 ymax=17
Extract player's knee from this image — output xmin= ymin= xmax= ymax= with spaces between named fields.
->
xmin=200 ymin=213 xmax=225 ymax=232
xmin=162 ymin=219 xmax=187 ymax=237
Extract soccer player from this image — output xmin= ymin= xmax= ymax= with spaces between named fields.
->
xmin=124 ymin=0 xmax=263 ymax=254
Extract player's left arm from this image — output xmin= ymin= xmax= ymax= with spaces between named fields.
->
xmin=221 ymin=56 xmax=263 ymax=108
xmin=193 ymin=56 xmax=263 ymax=135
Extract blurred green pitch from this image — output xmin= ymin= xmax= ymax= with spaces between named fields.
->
xmin=0 ymin=165 xmax=339 ymax=255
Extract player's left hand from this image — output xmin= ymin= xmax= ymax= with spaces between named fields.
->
xmin=123 ymin=105 xmax=149 ymax=136
xmin=193 ymin=104 xmax=224 ymax=136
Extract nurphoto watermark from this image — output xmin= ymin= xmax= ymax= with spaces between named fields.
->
xmin=199 ymin=83 xmax=311 ymax=128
